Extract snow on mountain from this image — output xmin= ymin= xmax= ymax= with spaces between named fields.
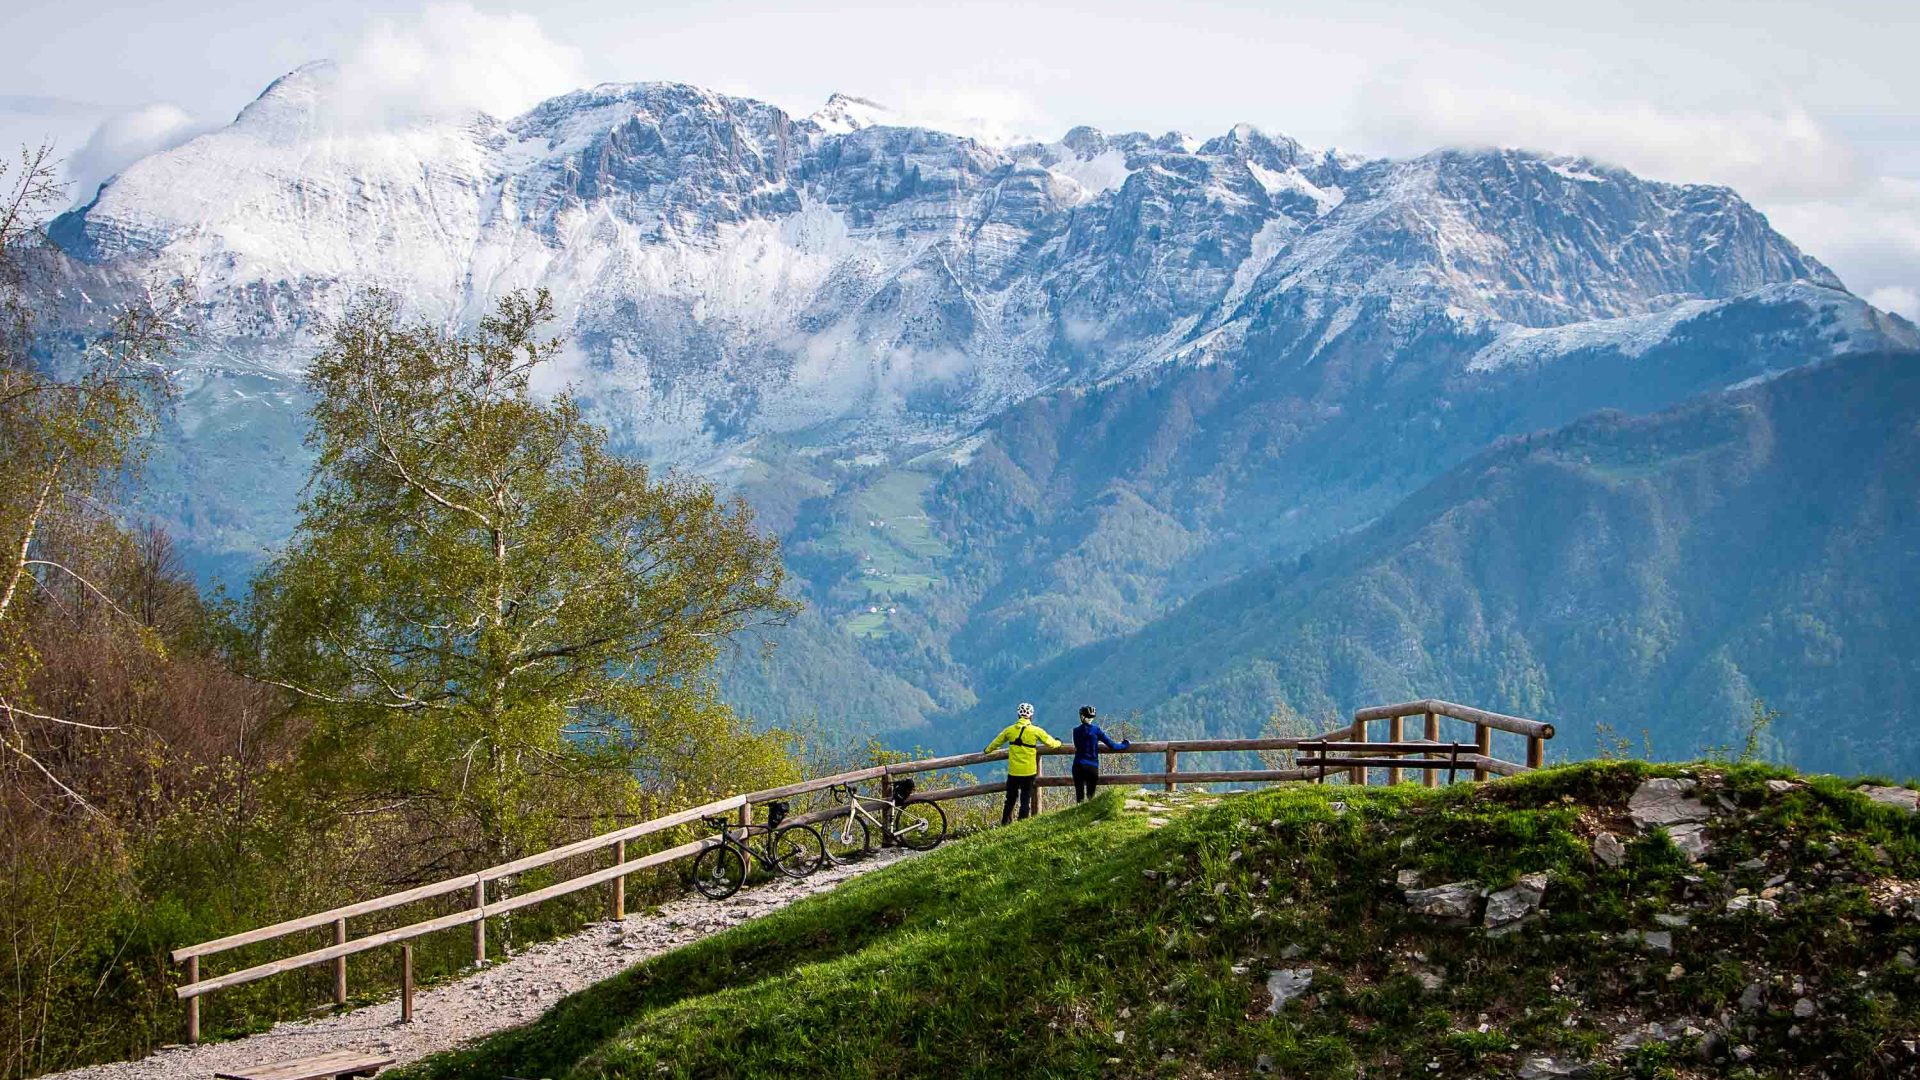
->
xmin=807 ymin=93 xmax=894 ymax=134
xmin=32 ymin=67 xmax=1913 ymax=563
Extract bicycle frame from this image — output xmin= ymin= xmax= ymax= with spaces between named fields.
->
xmin=827 ymin=785 xmax=932 ymax=844
xmin=709 ymin=818 xmax=791 ymax=872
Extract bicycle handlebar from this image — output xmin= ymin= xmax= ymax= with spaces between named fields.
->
xmin=700 ymin=816 xmax=729 ymax=832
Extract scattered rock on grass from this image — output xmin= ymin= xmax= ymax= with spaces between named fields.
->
xmin=1592 ymin=831 xmax=1626 ymax=868
xmin=1630 ymin=778 xmax=1712 ymax=828
xmin=1484 ymin=872 xmax=1549 ymax=931
xmin=1266 ymin=968 xmax=1313 ymax=1013
xmin=1666 ymin=821 xmax=1713 ymax=861
xmin=1518 ymin=1056 xmax=1592 ymax=1079
xmin=1860 ymin=785 xmax=1920 ymax=813
xmin=1726 ymin=895 xmax=1780 ymax=917
xmin=1404 ymin=882 xmax=1480 ymax=921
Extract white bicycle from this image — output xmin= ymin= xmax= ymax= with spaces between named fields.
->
xmin=821 ymin=779 xmax=947 ymax=862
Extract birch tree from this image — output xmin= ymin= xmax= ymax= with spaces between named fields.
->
xmin=246 ymin=290 xmax=797 ymax=866
xmin=0 ymin=145 xmax=176 ymax=811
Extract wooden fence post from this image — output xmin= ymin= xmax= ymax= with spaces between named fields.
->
xmin=400 ymin=944 xmax=414 ymax=1024
xmin=1034 ymin=754 xmax=1045 ymax=814
xmin=879 ymin=771 xmax=895 ymax=846
xmin=1350 ymin=717 xmax=1367 ymax=785
xmin=1474 ymin=723 xmax=1492 ymax=782
xmin=186 ymin=956 xmax=199 ymax=1044
xmin=1527 ymin=735 xmax=1544 ymax=771
xmin=1387 ymin=712 xmax=1405 ymax=785
xmin=612 ymin=839 xmax=626 ymax=921
xmin=1164 ymin=748 xmax=1177 ymax=792
xmin=472 ymin=880 xmax=486 ymax=967
xmin=332 ymin=918 xmax=347 ymax=1006
xmin=1423 ymin=710 xmax=1439 ymax=788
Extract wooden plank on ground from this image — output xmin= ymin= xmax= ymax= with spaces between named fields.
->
xmin=215 ymin=1050 xmax=394 ymax=1080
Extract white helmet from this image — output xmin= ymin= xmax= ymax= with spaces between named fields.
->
xmin=1017 ymin=702 xmax=1034 ymax=719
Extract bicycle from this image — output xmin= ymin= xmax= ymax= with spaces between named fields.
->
xmin=690 ymin=801 xmax=826 ymax=900
xmin=821 ymin=778 xmax=947 ymax=863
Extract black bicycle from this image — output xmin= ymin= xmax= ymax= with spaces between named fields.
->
xmin=821 ymin=779 xmax=947 ymax=864
xmin=690 ymin=801 xmax=826 ymax=900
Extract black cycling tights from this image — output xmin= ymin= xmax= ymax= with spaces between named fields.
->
xmin=1001 ymin=774 xmax=1037 ymax=824
xmin=1072 ymin=763 xmax=1100 ymax=803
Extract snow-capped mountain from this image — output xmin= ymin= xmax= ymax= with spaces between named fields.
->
xmin=45 ymin=64 xmax=1889 ymax=467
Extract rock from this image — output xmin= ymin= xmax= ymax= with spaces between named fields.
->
xmin=1766 ymin=779 xmax=1796 ymax=794
xmin=1213 ymin=882 xmax=1229 ymax=895
xmin=1666 ymin=821 xmax=1712 ymax=861
xmin=1653 ymin=913 xmax=1690 ymax=928
xmin=1396 ymin=868 xmax=1424 ymax=888
xmin=1613 ymin=1021 xmax=1666 ymax=1050
xmin=1643 ymin=931 xmax=1674 ymax=954
xmin=1518 ymin=1057 xmax=1592 ymax=1079
xmin=1484 ymin=872 xmax=1550 ymax=929
xmin=1124 ymin=800 xmax=1149 ymax=811
xmin=1630 ymin=777 xmax=1713 ymax=828
xmin=1793 ymin=997 xmax=1817 ymax=1018
xmin=1415 ymin=970 xmax=1446 ymax=991
xmin=1255 ymin=1054 xmax=1275 ymax=1074
xmin=1895 ymin=948 xmax=1916 ymax=969
xmin=1860 ymin=785 xmax=1920 ymax=813
xmin=1404 ymin=881 xmax=1480 ymax=921
xmin=1147 ymin=817 xmax=1170 ymax=827
xmin=1738 ymin=982 xmax=1766 ymax=1012
xmin=1278 ymin=943 xmax=1306 ymax=959
xmin=1266 ymin=968 xmax=1313 ymax=1013
xmin=1726 ymin=894 xmax=1780 ymax=917
xmin=1592 ymin=831 xmax=1627 ymax=868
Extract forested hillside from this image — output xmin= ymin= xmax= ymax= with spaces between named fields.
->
xmin=981 ymin=351 xmax=1920 ymax=775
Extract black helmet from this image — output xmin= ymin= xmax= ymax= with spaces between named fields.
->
xmin=1079 ymin=704 xmax=1096 ymax=719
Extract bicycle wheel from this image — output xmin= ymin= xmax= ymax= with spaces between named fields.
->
xmin=823 ymin=813 xmax=872 ymax=865
xmin=891 ymin=800 xmax=947 ymax=850
xmin=692 ymin=843 xmax=748 ymax=899
xmin=773 ymin=824 xmax=826 ymax=878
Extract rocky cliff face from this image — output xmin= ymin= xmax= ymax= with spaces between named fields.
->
xmin=42 ymin=63 xmax=1871 ymax=478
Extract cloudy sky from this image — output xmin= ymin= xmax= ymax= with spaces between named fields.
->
xmin=5 ymin=0 xmax=1917 ymax=316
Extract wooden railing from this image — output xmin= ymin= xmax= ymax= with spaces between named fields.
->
xmin=170 ymin=698 xmax=1549 ymax=1040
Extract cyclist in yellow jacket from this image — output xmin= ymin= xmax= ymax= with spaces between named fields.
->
xmin=985 ymin=702 xmax=1061 ymax=824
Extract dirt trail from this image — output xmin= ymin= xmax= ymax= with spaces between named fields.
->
xmin=47 ymin=850 xmax=914 ymax=1080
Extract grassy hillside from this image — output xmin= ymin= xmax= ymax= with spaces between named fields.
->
xmin=399 ymin=762 xmax=1920 ymax=1079
xmin=983 ymin=351 xmax=1920 ymax=775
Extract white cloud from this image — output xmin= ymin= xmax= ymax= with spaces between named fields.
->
xmin=1351 ymin=71 xmax=1864 ymax=202
xmin=67 ymin=103 xmax=215 ymax=203
xmin=872 ymin=86 xmax=1056 ymax=146
xmin=324 ymin=3 xmax=586 ymax=128
xmin=1866 ymin=286 xmax=1919 ymax=321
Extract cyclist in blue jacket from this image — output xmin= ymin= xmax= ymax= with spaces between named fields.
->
xmin=1071 ymin=705 xmax=1130 ymax=803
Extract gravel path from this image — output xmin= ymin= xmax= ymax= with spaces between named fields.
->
xmin=49 ymin=850 xmax=916 ymax=1080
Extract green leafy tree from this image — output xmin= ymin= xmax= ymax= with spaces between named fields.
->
xmin=247 ymin=290 xmax=797 ymax=866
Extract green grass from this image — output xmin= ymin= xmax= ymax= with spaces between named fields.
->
xmin=807 ymin=471 xmax=950 ymax=640
xmin=397 ymin=763 xmax=1920 ymax=1080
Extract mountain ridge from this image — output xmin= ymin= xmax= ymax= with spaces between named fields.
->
xmin=24 ymin=64 xmax=1918 ymax=751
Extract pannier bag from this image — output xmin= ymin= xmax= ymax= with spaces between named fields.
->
xmin=891 ymin=778 xmax=915 ymax=806
xmin=766 ymin=800 xmax=788 ymax=827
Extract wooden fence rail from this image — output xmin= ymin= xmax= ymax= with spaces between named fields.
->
xmin=170 ymin=698 xmax=1550 ymax=1041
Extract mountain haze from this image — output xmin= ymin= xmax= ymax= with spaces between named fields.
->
xmin=988 ymin=350 xmax=1920 ymax=775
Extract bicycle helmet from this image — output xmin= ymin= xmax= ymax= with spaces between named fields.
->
xmin=1017 ymin=702 xmax=1034 ymax=719
xmin=1079 ymin=704 xmax=1096 ymax=719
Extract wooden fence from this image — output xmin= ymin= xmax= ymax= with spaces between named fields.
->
xmin=170 ymin=696 xmax=1550 ymax=1040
